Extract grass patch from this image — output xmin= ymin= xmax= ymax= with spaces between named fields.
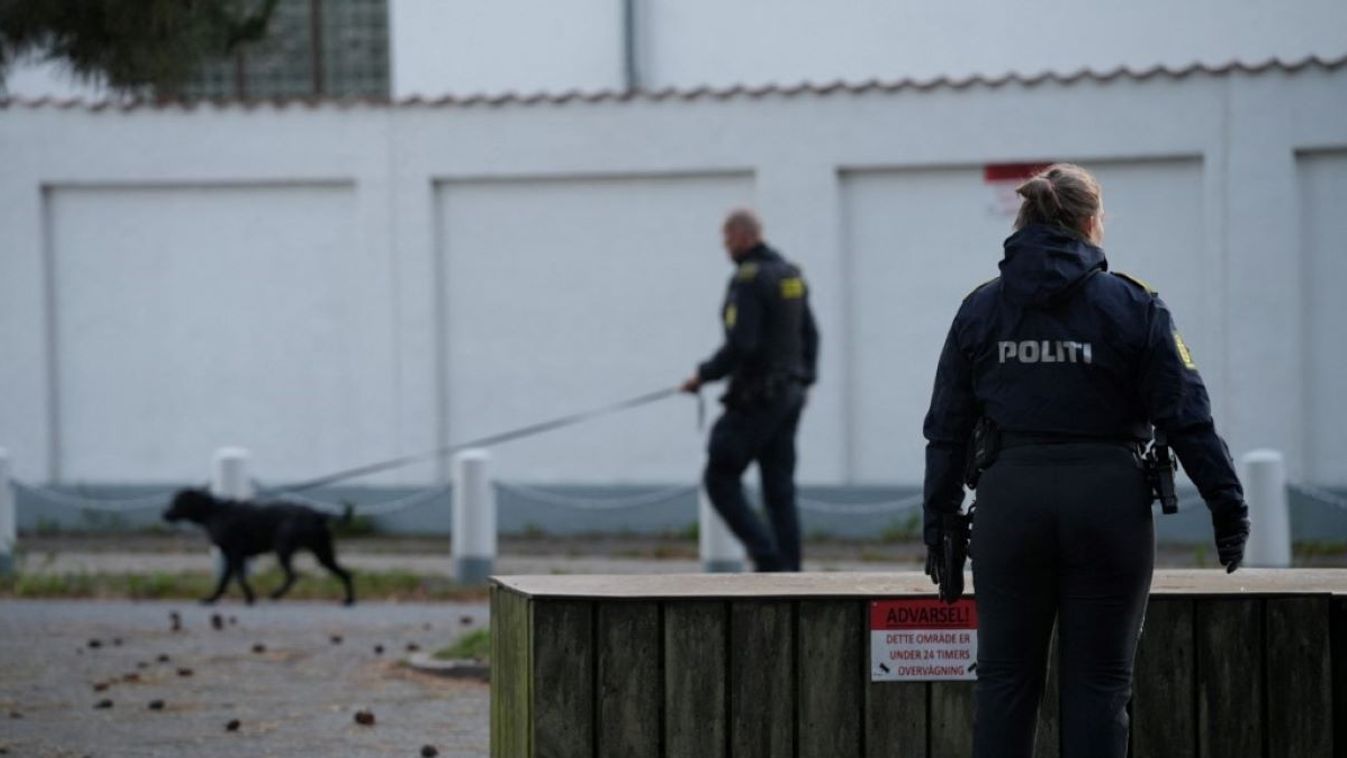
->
xmin=1294 ymin=540 xmax=1347 ymax=558
xmin=0 ymin=568 xmax=487 ymax=602
xmin=433 ymin=628 xmax=490 ymax=663
xmin=880 ymin=512 xmax=923 ymax=544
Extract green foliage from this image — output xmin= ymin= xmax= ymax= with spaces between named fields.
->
xmin=433 ymin=629 xmax=490 ymax=663
xmin=1293 ymin=540 xmax=1347 ymax=559
xmin=0 ymin=568 xmax=487 ymax=602
xmin=331 ymin=503 xmax=380 ymax=538
xmin=674 ymin=522 xmax=698 ymax=541
xmin=1192 ymin=543 xmax=1210 ymax=568
xmin=880 ymin=512 xmax=923 ymax=543
xmin=78 ymin=508 xmax=128 ymax=532
xmin=0 ymin=0 xmax=280 ymax=93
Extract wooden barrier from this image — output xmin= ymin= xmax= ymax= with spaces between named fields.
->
xmin=491 ymin=570 xmax=1347 ymax=758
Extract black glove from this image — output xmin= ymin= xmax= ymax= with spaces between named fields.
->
xmin=1212 ymin=507 xmax=1250 ymax=573
xmin=924 ymin=513 xmax=970 ymax=603
xmin=924 ymin=544 xmax=944 ymax=588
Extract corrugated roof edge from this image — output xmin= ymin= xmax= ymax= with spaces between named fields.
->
xmin=2 ymin=54 xmax=1345 ymax=112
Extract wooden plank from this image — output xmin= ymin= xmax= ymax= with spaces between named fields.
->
xmin=864 ymin=680 xmax=926 ymax=758
xmin=492 ymin=569 xmax=1347 ymax=600
xmin=1196 ymin=598 xmax=1262 ymax=758
xmin=531 ymin=599 xmax=594 ymax=758
xmin=1132 ymin=598 xmax=1196 ymax=758
xmin=730 ymin=600 xmax=795 ymax=758
xmin=1266 ymin=597 xmax=1332 ymax=758
xmin=491 ymin=584 xmax=532 ymax=758
xmin=864 ymin=599 xmax=926 ymax=758
xmin=1333 ymin=598 xmax=1347 ymax=758
xmin=595 ymin=601 xmax=661 ymax=758
xmin=665 ymin=601 xmax=727 ymax=758
xmin=798 ymin=600 xmax=863 ymax=758
xmin=929 ymin=682 xmax=975 ymax=757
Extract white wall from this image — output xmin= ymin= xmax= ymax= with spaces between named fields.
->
xmin=47 ymin=183 xmax=399 ymax=483
xmin=646 ymin=0 xmax=1347 ymax=91
xmin=842 ymin=159 xmax=1209 ymax=484
xmin=1300 ymin=151 xmax=1347 ymax=485
xmin=2 ymin=63 xmax=1345 ymax=488
xmin=390 ymin=0 xmax=1347 ymax=97
xmin=391 ymin=0 xmax=625 ymax=98
xmin=436 ymin=173 xmax=752 ymax=482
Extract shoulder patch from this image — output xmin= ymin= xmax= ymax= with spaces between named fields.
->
xmin=964 ymin=277 xmax=999 ymax=300
xmin=735 ymin=262 xmax=759 ymax=282
xmin=1113 ymin=271 xmax=1158 ymax=295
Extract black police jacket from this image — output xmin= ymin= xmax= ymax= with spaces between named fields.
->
xmin=922 ymin=223 xmax=1246 ymax=545
xmin=698 ymin=243 xmax=819 ymax=400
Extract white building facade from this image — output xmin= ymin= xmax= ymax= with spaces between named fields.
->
xmin=2 ymin=3 xmax=1346 ymax=498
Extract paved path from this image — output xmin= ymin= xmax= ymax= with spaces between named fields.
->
xmin=0 ymin=600 xmax=489 ymax=757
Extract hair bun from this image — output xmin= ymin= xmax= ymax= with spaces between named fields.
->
xmin=1012 ymin=163 xmax=1102 ymax=236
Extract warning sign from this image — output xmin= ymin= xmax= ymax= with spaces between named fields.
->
xmin=870 ymin=598 xmax=978 ymax=682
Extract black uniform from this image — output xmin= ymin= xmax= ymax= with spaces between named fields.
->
xmin=922 ymin=224 xmax=1249 ymax=758
xmin=699 ymin=243 xmax=819 ymax=572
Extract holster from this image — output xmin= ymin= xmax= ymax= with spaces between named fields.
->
xmin=722 ymin=374 xmax=790 ymax=410
xmin=939 ymin=512 xmax=971 ymax=604
xmin=964 ymin=417 xmax=1000 ymax=490
xmin=1143 ymin=432 xmax=1179 ymax=515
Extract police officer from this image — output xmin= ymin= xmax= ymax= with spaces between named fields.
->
xmin=921 ymin=164 xmax=1250 ymax=758
xmin=682 ymin=209 xmax=819 ymax=572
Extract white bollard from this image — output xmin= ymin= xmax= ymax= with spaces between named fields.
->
xmin=452 ymin=450 xmax=496 ymax=585
xmin=210 ymin=447 xmax=254 ymax=577
xmin=1242 ymin=449 xmax=1292 ymax=568
xmin=0 ymin=449 xmax=15 ymax=577
xmin=212 ymin=447 xmax=254 ymax=501
xmin=699 ymin=488 xmax=745 ymax=573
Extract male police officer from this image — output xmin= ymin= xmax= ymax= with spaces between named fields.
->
xmin=681 ymin=210 xmax=819 ymax=572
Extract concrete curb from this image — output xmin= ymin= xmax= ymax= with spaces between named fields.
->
xmin=405 ymin=652 xmax=490 ymax=681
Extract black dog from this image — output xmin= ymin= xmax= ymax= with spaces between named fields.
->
xmin=163 ymin=488 xmax=356 ymax=606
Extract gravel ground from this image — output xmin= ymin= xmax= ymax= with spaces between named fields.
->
xmin=0 ymin=600 xmax=489 ymax=758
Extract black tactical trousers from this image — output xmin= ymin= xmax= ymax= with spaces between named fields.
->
xmin=703 ymin=384 xmax=805 ymax=571
xmin=971 ymin=443 xmax=1154 ymax=758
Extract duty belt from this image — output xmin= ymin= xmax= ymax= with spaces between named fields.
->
xmin=998 ymin=432 xmax=1141 ymax=450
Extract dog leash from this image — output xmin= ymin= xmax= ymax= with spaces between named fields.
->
xmin=261 ymin=386 xmax=703 ymax=495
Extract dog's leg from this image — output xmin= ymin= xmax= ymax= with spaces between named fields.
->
xmin=229 ymin=555 xmax=256 ymax=605
xmin=270 ymin=548 xmax=299 ymax=600
xmin=311 ymin=537 xmax=355 ymax=606
xmin=202 ymin=561 xmax=234 ymax=605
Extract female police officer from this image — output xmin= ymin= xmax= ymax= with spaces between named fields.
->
xmin=921 ymin=164 xmax=1250 ymax=758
